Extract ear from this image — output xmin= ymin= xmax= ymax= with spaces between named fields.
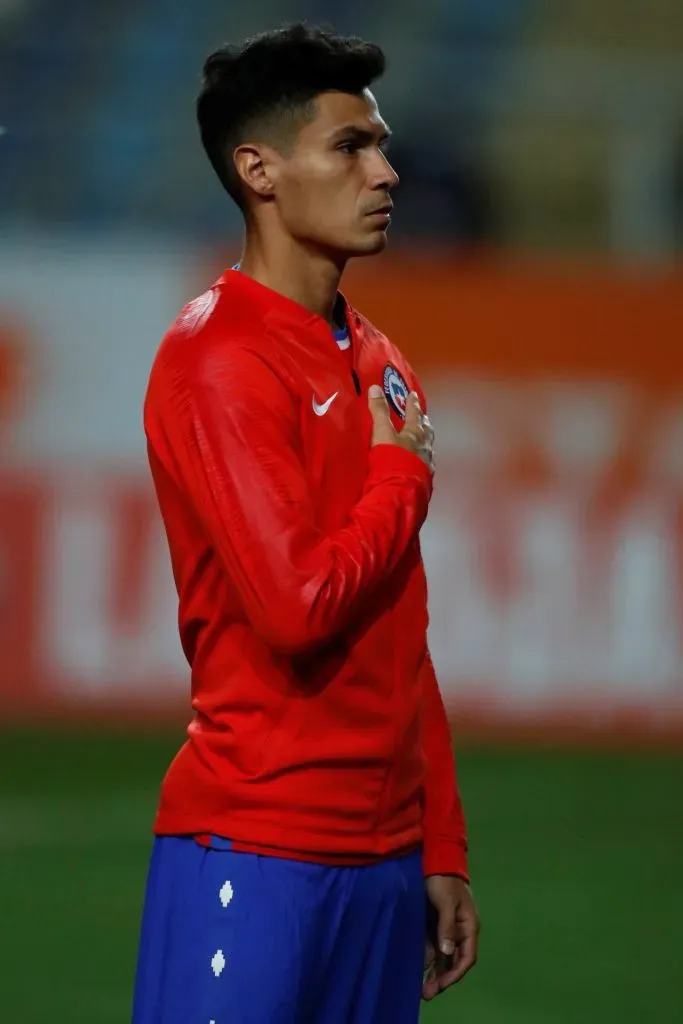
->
xmin=233 ymin=144 xmax=278 ymax=198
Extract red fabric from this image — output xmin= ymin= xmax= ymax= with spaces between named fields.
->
xmin=419 ymin=649 xmax=469 ymax=878
xmin=144 ymin=269 xmax=468 ymax=880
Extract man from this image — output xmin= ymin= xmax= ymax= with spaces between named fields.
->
xmin=134 ymin=22 xmax=479 ymax=1024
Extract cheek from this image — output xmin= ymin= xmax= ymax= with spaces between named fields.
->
xmin=284 ymin=158 xmax=359 ymax=220
xmin=286 ymin=180 xmax=356 ymax=231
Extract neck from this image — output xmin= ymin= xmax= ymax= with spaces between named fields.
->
xmin=238 ymin=225 xmax=345 ymax=327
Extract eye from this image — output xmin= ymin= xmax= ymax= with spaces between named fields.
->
xmin=338 ymin=141 xmax=359 ymax=155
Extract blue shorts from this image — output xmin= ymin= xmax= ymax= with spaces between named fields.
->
xmin=132 ymin=836 xmax=425 ymax=1024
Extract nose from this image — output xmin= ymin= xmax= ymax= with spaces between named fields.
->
xmin=385 ymin=156 xmax=399 ymax=190
xmin=371 ymin=150 xmax=399 ymax=191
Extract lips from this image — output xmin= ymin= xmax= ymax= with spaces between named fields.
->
xmin=368 ymin=204 xmax=393 ymax=216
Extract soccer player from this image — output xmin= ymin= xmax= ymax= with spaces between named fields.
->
xmin=134 ymin=22 xmax=479 ymax=1024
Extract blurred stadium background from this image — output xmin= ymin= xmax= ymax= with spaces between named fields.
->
xmin=1 ymin=1 xmax=683 ymax=1021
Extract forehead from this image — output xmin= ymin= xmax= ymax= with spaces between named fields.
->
xmin=303 ymin=89 xmax=388 ymax=138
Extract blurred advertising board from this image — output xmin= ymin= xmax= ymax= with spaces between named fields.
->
xmin=1 ymin=237 xmax=682 ymax=741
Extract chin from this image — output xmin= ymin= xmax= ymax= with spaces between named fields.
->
xmin=317 ymin=228 xmax=389 ymax=261
xmin=348 ymin=230 xmax=389 ymax=257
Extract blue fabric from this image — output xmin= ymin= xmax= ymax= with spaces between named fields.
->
xmin=132 ymin=836 xmax=425 ymax=1023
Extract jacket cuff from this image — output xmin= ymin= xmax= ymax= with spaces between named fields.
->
xmin=367 ymin=444 xmax=433 ymax=495
xmin=422 ymin=837 xmax=470 ymax=883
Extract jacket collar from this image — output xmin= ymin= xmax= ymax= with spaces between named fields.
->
xmin=216 ymin=268 xmax=357 ymax=352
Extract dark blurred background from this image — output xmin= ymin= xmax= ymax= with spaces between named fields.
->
xmin=1 ymin=2 xmax=682 ymax=1021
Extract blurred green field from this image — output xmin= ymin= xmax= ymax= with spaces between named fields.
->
xmin=1 ymin=729 xmax=681 ymax=1023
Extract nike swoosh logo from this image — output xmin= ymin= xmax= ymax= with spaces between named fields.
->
xmin=312 ymin=392 xmax=339 ymax=416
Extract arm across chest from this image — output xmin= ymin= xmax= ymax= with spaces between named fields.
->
xmin=274 ymin=319 xmax=423 ymax=524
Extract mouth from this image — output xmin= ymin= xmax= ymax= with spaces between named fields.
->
xmin=366 ymin=203 xmax=393 ymax=224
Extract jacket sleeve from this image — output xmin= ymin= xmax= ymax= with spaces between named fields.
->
xmin=145 ymin=340 xmax=433 ymax=654
xmin=420 ymin=647 xmax=470 ymax=880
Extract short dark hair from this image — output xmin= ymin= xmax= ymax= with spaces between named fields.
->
xmin=196 ymin=23 xmax=386 ymax=208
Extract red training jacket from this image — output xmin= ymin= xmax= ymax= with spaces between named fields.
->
xmin=144 ymin=268 xmax=468 ymax=880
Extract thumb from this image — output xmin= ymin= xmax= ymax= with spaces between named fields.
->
xmin=368 ymin=383 xmax=387 ymax=411
xmin=368 ymin=384 xmax=394 ymax=437
xmin=437 ymin=906 xmax=456 ymax=957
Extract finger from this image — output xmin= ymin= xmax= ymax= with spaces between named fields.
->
xmin=368 ymin=383 xmax=390 ymax=418
xmin=421 ymin=414 xmax=435 ymax=444
xmin=368 ymin=385 xmax=395 ymax=442
xmin=422 ymin=968 xmax=440 ymax=1002
xmin=402 ymin=391 xmax=423 ymax=433
xmin=436 ymin=904 xmax=456 ymax=959
xmin=418 ymin=415 xmax=435 ymax=471
xmin=422 ymin=939 xmax=437 ymax=1000
xmin=437 ymin=926 xmax=479 ymax=988
xmin=424 ymin=939 xmax=435 ymax=970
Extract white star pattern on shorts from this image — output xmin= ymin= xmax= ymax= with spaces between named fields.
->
xmin=211 ymin=950 xmax=226 ymax=977
xmin=219 ymin=880 xmax=234 ymax=908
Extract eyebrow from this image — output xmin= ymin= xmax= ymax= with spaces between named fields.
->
xmin=332 ymin=125 xmax=392 ymax=145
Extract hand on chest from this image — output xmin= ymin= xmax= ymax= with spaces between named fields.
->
xmin=299 ymin=339 xmax=417 ymax=517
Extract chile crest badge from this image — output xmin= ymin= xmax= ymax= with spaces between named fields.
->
xmin=383 ymin=363 xmax=410 ymax=421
